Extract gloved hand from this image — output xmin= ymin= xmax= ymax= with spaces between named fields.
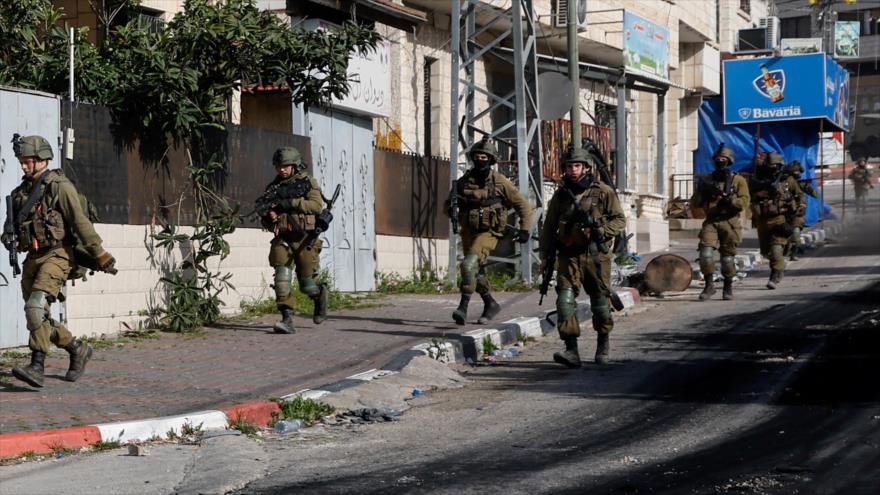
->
xmin=516 ymin=229 xmax=530 ymax=243
xmin=95 ymin=251 xmax=118 ymax=275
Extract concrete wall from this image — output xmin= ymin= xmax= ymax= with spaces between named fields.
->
xmin=64 ymin=225 xmax=275 ymax=338
xmin=376 ymin=236 xmax=450 ymax=277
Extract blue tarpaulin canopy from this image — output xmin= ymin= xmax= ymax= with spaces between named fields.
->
xmin=694 ymin=97 xmax=829 ymax=226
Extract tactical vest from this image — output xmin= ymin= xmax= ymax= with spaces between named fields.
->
xmin=459 ymin=171 xmax=507 ymax=233
xmin=556 ymin=183 xmax=611 ymax=252
xmin=702 ymin=173 xmax=740 ymax=220
xmin=11 ymin=170 xmax=72 ymax=253
xmin=755 ymin=176 xmax=796 ymax=218
xmin=851 ymin=168 xmax=870 ymax=187
xmin=271 ymin=175 xmax=316 ymax=240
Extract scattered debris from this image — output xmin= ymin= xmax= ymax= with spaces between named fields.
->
xmin=128 ymin=444 xmax=149 ymax=456
xmin=345 ymin=407 xmax=402 ymax=423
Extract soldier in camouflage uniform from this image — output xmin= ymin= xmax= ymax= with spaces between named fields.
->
xmin=749 ymin=152 xmax=802 ymax=289
xmin=784 ymin=160 xmax=817 ymax=261
xmin=689 ymin=146 xmax=750 ymax=301
xmin=540 ymin=148 xmax=626 ymax=367
xmin=848 ymin=158 xmax=873 ymax=213
xmin=2 ymin=136 xmax=116 ymax=388
xmin=260 ymin=147 xmax=328 ymax=334
xmin=446 ymin=137 xmax=533 ymax=325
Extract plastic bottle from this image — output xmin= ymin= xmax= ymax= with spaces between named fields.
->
xmin=274 ymin=419 xmax=304 ymax=434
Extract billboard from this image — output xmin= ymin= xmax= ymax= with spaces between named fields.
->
xmin=722 ymin=53 xmax=850 ymax=132
xmin=834 ymin=21 xmax=860 ymax=58
xmin=780 ymin=38 xmax=822 ymax=55
xmin=623 ymin=11 xmax=669 ymax=78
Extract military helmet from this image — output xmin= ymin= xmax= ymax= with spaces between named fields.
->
xmin=767 ymin=152 xmax=785 ymax=166
xmin=563 ymin=147 xmax=595 ymax=166
xmin=713 ymin=146 xmax=735 ymax=163
xmin=785 ymin=160 xmax=803 ymax=174
xmin=272 ymin=147 xmax=302 ymax=167
xmin=469 ymin=138 xmax=498 ymax=163
xmin=14 ymin=135 xmax=53 ymax=160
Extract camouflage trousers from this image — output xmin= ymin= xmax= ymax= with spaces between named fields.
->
xmin=555 ymin=251 xmax=613 ymax=338
xmin=21 ymin=246 xmax=74 ymax=353
xmin=458 ymin=229 xmax=500 ymax=295
xmin=269 ymin=236 xmax=322 ymax=311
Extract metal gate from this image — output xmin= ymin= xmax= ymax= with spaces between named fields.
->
xmin=0 ymin=87 xmax=61 ymax=348
xmin=308 ymin=108 xmax=375 ymax=292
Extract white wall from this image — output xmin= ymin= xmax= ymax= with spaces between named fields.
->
xmin=63 ymin=225 xmax=275 ymax=337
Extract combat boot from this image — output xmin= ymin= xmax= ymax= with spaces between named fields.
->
xmin=722 ymin=278 xmax=734 ymax=300
xmin=699 ymin=278 xmax=716 ymax=301
xmin=452 ymin=294 xmax=470 ymax=325
xmin=273 ymin=308 xmax=296 ymax=334
xmin=766 ymin=270 xmax=781 ymax=290
xmin=553 ymin=336 xmax=581 ymax=368
xmin=595 ymin=333 xmax=610 ymax=364
xmin=12 ymin=351 xmax=46 ymax=388
xmin=789 ymin=248 xmax=800 ymax=262
xmin=313 ymin=285 xmax=329 ymax=324
xmin=63 ymin=339 xmax=93 ymax=382
xmin=477 ymin=293 xmax=501 ymax=324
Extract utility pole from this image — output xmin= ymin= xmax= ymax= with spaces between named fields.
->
xmin=568 ymin=0 xmax=581 ymax=149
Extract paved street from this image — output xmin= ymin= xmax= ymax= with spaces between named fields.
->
xmin=1 ymin=193 xmax=876 ymax=494
xmin=0 ymin=291 xmax=544 ymax=433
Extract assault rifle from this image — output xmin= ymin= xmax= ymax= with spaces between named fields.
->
xmin=539 ymin=241 xmax=556 ymax=306
xmin=582 ymin=138 xmax=628 ymax=254
xmin=2 ymin=195 xmax=20 ymax=278
xmin=699 ymin=171 xmax=734 ymax=205
xmin=561 ymin=187 xmax=609 ymax=255
xmin=252 ymin=177 xmax=312 ymax=219
xmin=450 ymin=179 xmax=460 ymax=235
xmin=306 ymin=184 xmax=341 ymax=251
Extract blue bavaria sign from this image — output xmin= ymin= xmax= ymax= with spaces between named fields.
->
xmin=722 ymin=53 xmax=850 ymax=132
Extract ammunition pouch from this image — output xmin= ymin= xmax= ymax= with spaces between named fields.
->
xmin=465 ymin=202 xmax=506 ymax=232
xmin=276 ymin=213 xmax=315 ymax=240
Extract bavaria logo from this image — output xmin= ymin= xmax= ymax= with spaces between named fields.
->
xmin=752 ymin=68 xmax=786 ymax=102
xmin=738 ymin=108 xmax=751 ymax=119
xmin=752 ymin=106 xmax=802 ymax=118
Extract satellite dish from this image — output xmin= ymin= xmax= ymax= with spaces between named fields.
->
xmin=577 ymin=0 xmax=588 ymax=28
xmin=538 ymin=71 xmax=574 ymax=121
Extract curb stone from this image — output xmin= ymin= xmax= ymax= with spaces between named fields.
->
xmin=0 ymin=289 xmax=643 ymax=459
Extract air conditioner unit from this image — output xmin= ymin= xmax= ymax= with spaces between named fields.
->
xmin=737 ymin=27 xmax=770 ymax=53
xmin=759 ymin=16 xmax=781 ymax=50
xmin=552 ymin=0 xmax=588 ymax=31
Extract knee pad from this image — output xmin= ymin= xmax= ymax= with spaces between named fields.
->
xmin=699 ymin=246 xmax=716 ymax=273
xmin=25 ymin=290 xmax=49 ymax=332
xmin=770 ymin=244 xmax=784 ymax=260
xmin=298 ymin=277 xmax=320 ymax=298
xmin=720 ymin=256 xmax=737 ymax=278
xmin=555 ymin=288 xmax=577 ymax=322
xmin=461 ymin=254 xmax=479 ymax=285
xmin=273 ymin=266 xmax=293 ymax=299
xmin=590 ymin=295 xmax=612 ymax=325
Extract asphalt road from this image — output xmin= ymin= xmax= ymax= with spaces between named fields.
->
xmin=2 ymin=193 xmax=877 ymax=495
xmin=233 ymin=203 xmax=880 ymax=494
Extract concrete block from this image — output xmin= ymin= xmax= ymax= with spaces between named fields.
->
xmin=461 ymin=328 xmax=502 ymax=361
xmin=500 ymin=316 xmax=542 ymax=339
